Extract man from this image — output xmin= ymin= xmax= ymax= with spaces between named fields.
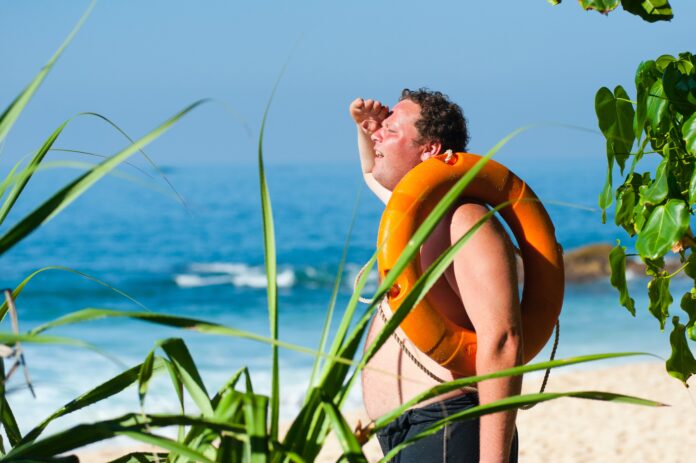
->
xmin=351 ymin=89 xmax=522 ymax=462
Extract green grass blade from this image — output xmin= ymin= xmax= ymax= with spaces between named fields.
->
xmin=243 ymin=394 xmax=270 ymax=463
xmin=0 ymin=100 xmax=206 ymax=257
xmin=257 ymin=67 xmax=284 ymax=445
xmin=0 ymin=1 xmax=95 ymax=144
xmin=158 ymin=338 xmax=213 ymax=417
xmin=119 ymin=431 xmax=217 ymax=463
xmin=0 ymin=359 xmax=22 ymax=447
xmin=0 ymin=265 xmax=152 ymax=325
xmin=0 ymin=156 xmax=29 ymax=204
xmin=19 ymin=357 xmax=167 ymax=445
xmin=4 ymin=413 xmax=245 ymax=461
xmin=380 ymin=389 xmax=664 ymax=462
xmin=321 ymin=398 xmax=367 ymax=463
xmin=373 ymin=352 xmax=655 ymax=429
xmin=0 ymin=121 xmax=69 ymax=226
xmin=308 ymin=188 xmax=362 ymax=392
xmin=78 ymin=112 xmax=189 ymax=210
xmin=137 ymin=349 xmax=156 ymax=410
xmin=28 ymin=309 xmax=359 ymax=370
xmin=108 ymin=452 xmax=169 ymax=463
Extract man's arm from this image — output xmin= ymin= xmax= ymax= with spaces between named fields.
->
xmin=450 ymin=203 xmax=522 ymax=463
xmin=349 ymin=97 xmax=391 ymax=204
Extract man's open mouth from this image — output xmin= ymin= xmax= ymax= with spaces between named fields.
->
xmin=375 ymin=150 xmax=384 ymax=158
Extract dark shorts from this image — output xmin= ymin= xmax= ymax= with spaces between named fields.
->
xmin=376 ymin=393 xmax=519 ymax=463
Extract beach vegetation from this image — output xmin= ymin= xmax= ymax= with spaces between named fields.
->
xmin=550 ymin=0 xmax=673 ymax=22
xmin=596 ymin=51 xmax=696 ymax=384
xmin=0 ymin=2 xmax=669 ymax=461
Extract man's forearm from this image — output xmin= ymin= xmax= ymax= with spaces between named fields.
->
xmin=477 ymin=333 xmax=522 ymax=463
xmin=356 ymin=125 xmax=376 ymax=174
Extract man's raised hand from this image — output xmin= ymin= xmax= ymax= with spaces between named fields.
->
xmin=350 ymin=98 xmax=389 ymax=135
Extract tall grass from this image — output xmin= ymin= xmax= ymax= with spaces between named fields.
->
xmin=0 ymin=3 xmax=666 ymax=462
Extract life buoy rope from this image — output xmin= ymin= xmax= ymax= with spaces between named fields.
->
xmin=376 ymin=152 xmax=564 ymax=377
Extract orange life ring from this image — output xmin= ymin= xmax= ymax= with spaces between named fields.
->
xmin=376 ymin=152 xmax=564 ymax=377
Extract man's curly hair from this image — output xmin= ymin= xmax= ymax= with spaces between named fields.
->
xmin=400 ymin=88 xmax=469 ymax=153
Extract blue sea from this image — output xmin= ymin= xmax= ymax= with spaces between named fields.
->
xmin=1 ymin=157 xmax=686 ymax=438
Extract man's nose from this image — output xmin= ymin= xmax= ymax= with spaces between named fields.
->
xmin=371 ymin=128 xmax=383 ymax=143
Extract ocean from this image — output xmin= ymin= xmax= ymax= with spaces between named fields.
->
xmin=0 ymin=158 xmax=684 ymax=438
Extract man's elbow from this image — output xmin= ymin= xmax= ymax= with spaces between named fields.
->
xmin=477 ymin=328 xmax=524 ymax=366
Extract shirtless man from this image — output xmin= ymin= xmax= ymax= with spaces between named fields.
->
xmin=351 ymin=89 xmax=522 ymax=462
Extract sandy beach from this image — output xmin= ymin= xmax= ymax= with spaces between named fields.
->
xmin=73 ymin=361 xmax=696 ymax=462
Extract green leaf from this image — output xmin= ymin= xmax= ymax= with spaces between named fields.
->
xmin=633 ymin=202 xmax=650 ymax=233
xmin=685 ymin=252 xmax=696 ymax=279
xmin=599 ymin=161 xmax=613 ymax=223
xmin=0 ymin=2 xmax=94 ymax=144
xmin=647 ymin=276 xmax=673 ymax=329
xmin=635 ymin=199 xmax=690 ymax=259
xmin=0 ymin=100 xmax=206 ymax=257
xmin=595 ymin=86 xmax=635 ymax=173
xmin=242 ymin=393 xmax=270 ymax=463
xmin=666 ymin=316 xmax=696 ymax=384
xmin=679 ymin=289 xmax=696 ymax=328
xmin=684 ymin=113 xmax=696 ymax=155
xmin=643 ymin=256 xmax=665 ymax=276
xmin=321 ymin=399 xmax=367 ymax=463
xmin=159 ymin=338 xmax=213 ymax=417
xmin=663 ymin=59 xmax=696 ymax=116
xmin=639 ymin=157 xmax=668 ymax=205
xmin=0 ymin=121 xmax=68 ymax=226
xmin=19 ymin=358 xmax=167 ymax=445
xmin=579 ymin=0 xmax=620 ymax=14
xmin=620 ymin=0 xmax=673 ymax=22
xmin=646 ymin=80 xmax=669 ymax=139
xmin=138 ymin=349 xmax=156 ymax=409
xmin=381 ymin=389 xmax=663 ymax=461
xmin=635 ymin=60 xmax=659 ymax=140
xmin=609 ymin=242 xmax=636 ymax=316
xmin=615 ymin=186 xmax=636 ymax=231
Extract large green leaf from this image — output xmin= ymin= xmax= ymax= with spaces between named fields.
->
xmin=0 ymin=2 xmax=94 ymax=144
xmin=609 ymin=242 xmax=636 ymax=315
xmin=666 ymin=316 xmax=696 ymax=384
xmin=595 ymin=86 xmax=635 ymax=173
xmin=620 ymin=0 xmax=673 ymax=22
xmin=579 ymin=0 xmax=620 ymax=13
xmin=639 ymin=156 xmax=668 ymax=205
xmin=635 ymin=199 xmax=690 ymax=259
xmin=647 ymin=276 xmax=672 ymax=329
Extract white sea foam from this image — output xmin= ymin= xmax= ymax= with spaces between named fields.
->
xmin=174 ymin=262 xmax=297 ymax=289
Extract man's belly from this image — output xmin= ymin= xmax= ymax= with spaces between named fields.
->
xmin=361 ymin=299 xmax=477 ymax=420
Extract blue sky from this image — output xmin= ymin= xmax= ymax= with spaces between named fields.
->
xmin=1 ymin=1 xmax=695 ymax=168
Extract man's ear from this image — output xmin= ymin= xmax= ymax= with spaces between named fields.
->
xmin=420 ymin=140 xmax=442 ymax=161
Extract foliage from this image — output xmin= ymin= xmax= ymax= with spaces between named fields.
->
xmin=597 ymin=52 xmax=696 ymax=383
xmin=549 ymin=0 xmax=673 ymax=22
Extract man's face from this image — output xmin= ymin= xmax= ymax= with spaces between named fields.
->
xmin=371 ymin=99 xmax=429 ymax=191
